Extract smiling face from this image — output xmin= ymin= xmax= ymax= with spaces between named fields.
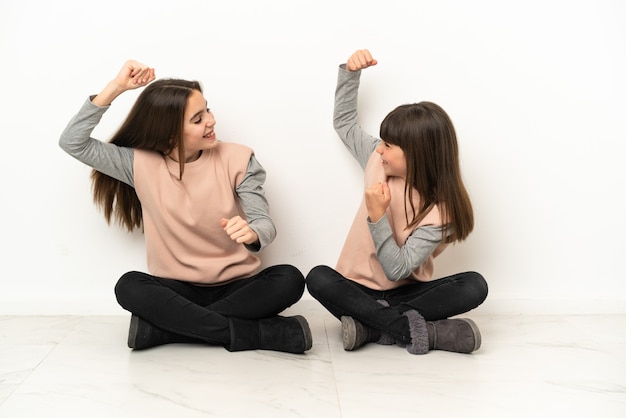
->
xmin=376 ymin=140 xmax=407 ymax=179
xmin=169 ymin=89 xmax=218 ymax=162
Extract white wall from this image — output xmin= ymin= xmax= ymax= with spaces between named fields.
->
xmin=1 ymin=0 xmax=624 ymax=315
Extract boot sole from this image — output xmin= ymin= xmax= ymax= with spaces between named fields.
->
xmin=293 ymin=315 xmax=313 ymax=351
xmin=341 ymin=316 xmax=357 ymax=351
xmin=128 ymin=314 xmax=139 ymax=349
xmin=462 ymin=318 xmax=481 ymax=352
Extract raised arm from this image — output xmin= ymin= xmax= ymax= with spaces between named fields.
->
xmin=333 ymin=50 xmax=380 ymax=169
xmin=58 ymin=61 xmax=156 ymax=185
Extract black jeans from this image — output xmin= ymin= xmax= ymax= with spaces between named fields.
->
xmin=306 ymin=265 xmax=488 ymax=342
xmin=115 ymin=264 xmax=305 ymax=346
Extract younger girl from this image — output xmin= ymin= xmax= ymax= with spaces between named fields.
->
xmin=306 ymin=49 xmax=488 ymax=354
xmin=59 ymin=60 xmax=311 ymax=354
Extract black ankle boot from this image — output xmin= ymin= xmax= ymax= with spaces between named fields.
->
xmin=227 ymin=315 xmax=312 ymax=354
xmin=426 ymin=318 xmax=481 ymax=353
xmin=127 ymin=314 xmax=200 ymax=350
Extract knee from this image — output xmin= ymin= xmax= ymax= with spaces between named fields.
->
xmin=114 ymin=271 xmax=144 ymax=309
xmin=271 ymin=264 xmax=305 ymax=299
xmin=286 ymin=265 xmax=306 ymax=295
xmin=466 ymin=271 xmax=489 ymax=306
xmin=305 ymin=265 xmax=335 ymax=297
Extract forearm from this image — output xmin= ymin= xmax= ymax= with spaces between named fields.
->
xmin=91 ymin=80 xmax=127 ymax=107
xmin=237 ymin=156 xmax=277 ymax=252
xmin=369 ymin=216 xmax=442 ymax=281
xmin=333 ymin=64 xmax=378 ymax=169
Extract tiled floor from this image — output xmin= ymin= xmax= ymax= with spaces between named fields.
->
xmin=1 ymin=300 xmax=625 ymax=417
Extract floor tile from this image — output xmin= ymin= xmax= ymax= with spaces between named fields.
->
xmin=1 ymin=302 xmax=625 ymax=417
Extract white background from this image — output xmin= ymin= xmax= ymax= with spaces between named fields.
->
xmin=1 ymin=0 xmax=624 ymax=314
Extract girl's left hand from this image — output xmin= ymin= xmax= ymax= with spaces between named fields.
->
xmin=346 ymin=49 xmax=378 ymax=72
xmin=365 ymin=182 xmax=391 ymax=223
xmin=220 ymin=216 xmax=259 ymax=245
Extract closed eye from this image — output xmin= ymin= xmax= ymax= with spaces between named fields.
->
xmin=193 ymin=108 xmax=211 ymax=124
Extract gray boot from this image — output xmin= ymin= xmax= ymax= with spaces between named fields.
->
xmin=400 ymin=310 xmax=430 ymax=355
xmin=227 ymin=315 xmax=312 ymax=354
xmin=341 ymin=316 xmax=396 ymax=351
xmin=427 ymin=318 xmax=481 ymax=353
xmin=345 ymin=309 xmax=429 ymax=354
xmin=341 ymin=316 xmax=372 ymax=351
xmin=342 ymin=301 xmax=426 ymax=352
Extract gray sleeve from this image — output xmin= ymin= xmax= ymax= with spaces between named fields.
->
xmin=236 ymin=155 xmax=277 ymax=253
xmin=368 ymin=215 xmax=444 ymax=281
xmin=333 ymin=64 xmax=379 ymax=169
xmin=58 ymin=98 xmax=135 ymax=187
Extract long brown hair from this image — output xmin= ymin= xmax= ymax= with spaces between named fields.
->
xmin=379 ymin=101 xmax=473 ymax=243
xmin=91 ymin=79 xmax=202 ymax=232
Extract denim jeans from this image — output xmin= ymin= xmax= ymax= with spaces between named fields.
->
xmin=306 ymin=265 xmax=488 ymax=343
xmin=115 ymin=264 xmax=305 ymax=345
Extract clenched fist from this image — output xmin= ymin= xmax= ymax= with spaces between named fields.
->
xmin=365 ymin=182 xmax=391 ymax=223
xmin=220 ymin=216 xmax=259 ymax=245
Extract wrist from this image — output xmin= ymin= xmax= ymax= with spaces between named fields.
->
xmin=367 ymin=210 xmax=385 ymax=223
xmin=92 ymin=81 xmax=126 ymax=107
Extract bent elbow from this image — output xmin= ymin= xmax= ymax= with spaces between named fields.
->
xmin=383 ymin=266 xmax=410 ymax=282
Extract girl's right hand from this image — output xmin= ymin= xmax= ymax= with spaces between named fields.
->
xmin=112 ymin=60 xmax=155 ymax=92
xmin=92 ymin=60 xmax=155 ymax=106
xmin=346 ymin=49 xmax=378 ymax=72
xmin=365 ymin=181 xmax=391 ymax=223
